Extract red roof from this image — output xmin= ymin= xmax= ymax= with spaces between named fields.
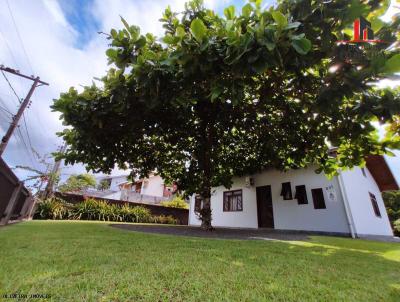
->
xmin=366 ymin=155 xmax=398 ymax=191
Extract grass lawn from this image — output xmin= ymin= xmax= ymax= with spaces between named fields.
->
xmin=0 ymin=221 xmax=399 ymax=301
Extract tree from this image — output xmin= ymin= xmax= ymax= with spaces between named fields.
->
xmin=58 ymin=174 xmax=97 ymax=193
xmin=382 ymin=190 xmax=400 ymax=235
xmin=52 ymin=0 xmax=400 ymax=229
xmin=98 ymin=178 xmax=111 ymax=191
xmin=160 ymin=195 xmax=189 ymax=209
xmin=14 ymin=151 xmax=60 ymax=196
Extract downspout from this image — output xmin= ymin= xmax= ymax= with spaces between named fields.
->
xmin=337 ymin=171 xmax=357 ymax=238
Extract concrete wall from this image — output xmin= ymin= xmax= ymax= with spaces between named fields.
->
xmin=340 ymin=167 xmax=393 ymax=236
xmin=140 ymin=175 xmax=164 ymax=197
xmin=189 ymin=166 xmax=351 ymax=234
xmin=103 ymin=191 xmax=122 ymax=200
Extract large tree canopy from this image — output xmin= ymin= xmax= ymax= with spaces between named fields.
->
xmin=52 ymin=0 xmax=400 ymax=229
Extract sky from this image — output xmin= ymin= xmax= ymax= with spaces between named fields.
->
xmin=0 ymin=0 xmax=399 ymax=187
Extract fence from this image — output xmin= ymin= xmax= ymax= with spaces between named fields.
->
xmin=55 ymin=192 xmax=189 ymax=225
xmin=0 ymin=157 xmax=35 ymax=225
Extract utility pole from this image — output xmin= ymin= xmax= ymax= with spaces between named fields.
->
xmin=43 ymin=143 xmax=67 ymax=199
xmin=0 ymin=65 xmax=49 ymax=157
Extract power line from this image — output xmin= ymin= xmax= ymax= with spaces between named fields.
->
xmin=0 ymin=96 xmax=13 ymax=115
xmin=22 ymin=112 xmax=34 ymax=152
xmin=0 ymin=27 xmax=21 ymax=72
xmin=0 ymin=109 xmax=12 ymax=123
xmin=15 ymin=126 xmax=36 ymax=168
xmin=1 ymin=70 xmax=22 ymax=105
xmin=5 ymin=0 xmax=34 ymax=75
xmin=0 ymin=104 xmax=13 ymax=116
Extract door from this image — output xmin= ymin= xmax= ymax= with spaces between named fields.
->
xmin=256 ymin=185 xmax=274 ymax=228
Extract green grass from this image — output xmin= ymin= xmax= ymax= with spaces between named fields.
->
xmin=0 ymin=221 xmax=399 ymax=301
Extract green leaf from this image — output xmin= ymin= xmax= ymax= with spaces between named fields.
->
xmin=285 ymin=22 xmax=301 ymax=30
xmin=128 ymin=25 xmax=140 ymax=42
xmin=176 ymin=26 xmax=185 ymax=38
xmin=106 ymin=49 xmax=118 ymax=60
xmin=120 ymin=16 xmax=130 ymax=32
xmin=252 ymin=59 xmax=269 ymax=73
xmin=291 ymin=37 xmax=311 ymax=55
xmin=190 ymin=18 xmax=207 ymax=43
xmin=210 ymin=86 xmax=223 ymax=102
xmin=242 ymin=3 xmax=252 ymax=18
xmin=383 ymin=54 xmax=400 ymax=74
xmin=163 ymin=34 xmax=178 ymax=44
xmin=110 ymin=29 xmax=117 ymax=38
xmin=224 ymin=5 xmax=235 ymax=20
xmin=135 ymin=36 xmax=146 ymax=48
xmin=370 ymin=17 xmax=384 ymax=32
xmin=271 ymin=11 xmax=288 ymax=28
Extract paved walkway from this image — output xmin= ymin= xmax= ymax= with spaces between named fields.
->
xmin=111 ymin=224 xmax=400 ymax=242
xmin=111 ymin=224 xmax=311 ymax=241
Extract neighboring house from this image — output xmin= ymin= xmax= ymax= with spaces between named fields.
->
xmin=98 ymin=175 xmax=129 ymax=191
xmin=96 ymin=173 xmax=176 ymax=204
xmin=133 ymin=174 xmax=176 ymax=198
xmin=189 ymin=155 xmax=398 ymax=238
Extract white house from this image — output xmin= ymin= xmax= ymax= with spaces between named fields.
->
xmin=98 ymin=175 xmax=129 ymax=191
xmin=96 ymin=173 xmax=176 ymax=203
xmin=189 ymin=155 xmax=398 ymax=238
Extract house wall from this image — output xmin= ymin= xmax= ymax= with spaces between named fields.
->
xmin=108 ymin=176 xmax=128 ymax=191
xmin=189 ymin=166 xmax=351 ymax=234
xmin=140 ymin=175 xmax=164 ymax=197
xmin=339 ymin=167 xmax=393 ymax=236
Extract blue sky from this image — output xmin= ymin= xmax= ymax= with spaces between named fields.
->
xmin=0 ymin=0 xmax=399 ymax=187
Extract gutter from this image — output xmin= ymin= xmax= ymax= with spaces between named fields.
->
xmin=337 ymin=172 xmax=357 ymax=238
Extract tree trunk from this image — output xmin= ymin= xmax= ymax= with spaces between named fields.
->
xmin=200 ymin=192 xmax=213 ymax=230
xmin=197 ymin=98 xmax=215 ymax=230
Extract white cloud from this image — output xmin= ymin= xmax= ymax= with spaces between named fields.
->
xmin=0 ymin=0 xmax=235 ymax=183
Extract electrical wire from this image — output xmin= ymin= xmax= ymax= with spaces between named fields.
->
xmin=5 ymin=0 xmax=34 ymax=75
xmin=0 ymin=104 xmax=13 ymax=116
xmin=0 ymin=96 xmax=14 ymax=116
xmin=15 ymin=126 xmax=36 ymax=169
xmin=22 ymin=112 xmax=35 ymax=156
xmin=0 ymin=27 xmax=21 ymax=73
xmin=1 ymin=70 xmax=22 ymax=104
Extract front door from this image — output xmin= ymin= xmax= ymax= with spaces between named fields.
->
xmin=256 ymin=185 xmax=274 ymax=228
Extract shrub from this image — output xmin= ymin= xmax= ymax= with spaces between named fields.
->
xmin=382 ymin=191 xmax=400 ymax=235
xmin=34 ymin=197 xmax=177 ymax=224
xmin=34 ymin=198 xmax=71 ymax=220
xmin=130 ymin=206 xmax=152 ymax=223
xmin=394 ymin=219 xmax=400 ymax=236
xmin=152 ymin=215 xmax=178 ymax=225
xmin=70 ymin=199 xmax=121 ymax=221
xmin=160 ymin=195 xmax=189 ymax=209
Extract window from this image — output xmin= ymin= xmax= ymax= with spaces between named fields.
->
xmin=361 ymin=168 xmax=367 ymax=178
xmin=280 ymin=182 xmax=293 ymax=200
xmin=311 ymin=188 xmax=326 ymax=209
xmin=223 ymin=190 xmax=243 ymax=212
xmin=369 ymin=192 xmax=381 ymax=217
xmin=194 ymin=196 xmax=202 ymax=213
xmin=295 ymin=185 xmax=308 ymax=205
